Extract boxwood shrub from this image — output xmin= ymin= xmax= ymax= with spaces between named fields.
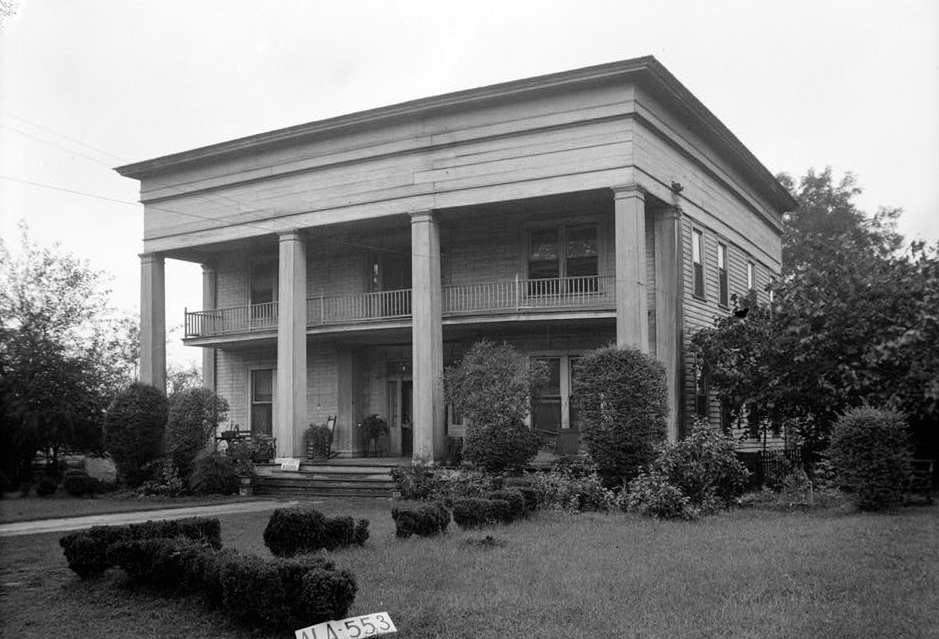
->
xmin=59 ymin=516 xmax=221 ymax=578
xmin=263 ymin=508 xmax=369 ymax=557
xmin=63 ymin=469 xmax=99 ymax=497
xmin=391 ymin=501 xmax=450 ymax=538
xmin=452 ymin=497 xmax=519 ymax=527
xmin=488 ymin=489 xmax=527 ymax=519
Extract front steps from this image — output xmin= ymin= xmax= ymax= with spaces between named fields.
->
xmin=253 ymin=462 xmax=398 ymax=498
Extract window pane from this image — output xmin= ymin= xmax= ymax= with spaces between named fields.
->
xmin=692 ymin=230 xmax=702 ymax=264
xmin=694 ymin=263 xmax=705 ymax=298
xmin=717 ymin=243 xmax=726 ymax=269
xmin=253 ymin=369 xmax=273 ymax=402
xmin=251 ymin=404 xmax=273 ymax=436
xmin=567 ymin=226 xmax=597 ymax=258
xmin=534 ymin=357 xmax=561 ymax=395
xmin=529 ymin=230 xmax=559 ymax=261
xmin=533 ymin=399 xmax=561 ymax=433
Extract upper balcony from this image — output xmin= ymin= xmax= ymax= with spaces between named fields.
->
xmin=184 ymin=274 xmax=614 ymax=342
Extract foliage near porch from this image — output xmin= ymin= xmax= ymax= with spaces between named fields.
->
xmin=2 ymin=500 xmax=937 ymax=638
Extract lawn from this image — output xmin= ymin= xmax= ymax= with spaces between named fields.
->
xmin=1 ymin=498 xmax=937 ymax=639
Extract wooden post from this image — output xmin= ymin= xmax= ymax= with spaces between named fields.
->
xmin=139 ymin=253 xmax=166 ymax=393
xmin=613 ymin=185 xmax=649 ymax=351
xmin=276 ymin=231 xmax=308 ymax=457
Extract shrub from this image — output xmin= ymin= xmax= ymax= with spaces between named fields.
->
xmin=188 ymin=452 xmax=239 ymax=495
xmin=390 ymin=460 xmax=438 ymax=500
xmin=528 ymin=461 xmax=615 ymax=512
xmin=110 ymin=537 xmax=212 ymax=593
xmin=452 ymin=498 xmax=496 ymax=528
xmin=829 ymin=406 xmax=914 ymax=511
xmin=104 ymin=383 xmax=168 ymax=487
xmin=59 ymin=517 xmax=221 ymax=578
xmin=573 ymin=345 xmax=668 ymax=486
xmin=623 ymin=470 xmax=698 ymax=520
xmin=487 ymin=498 xmax=513 ymax=524
xmin=63 ymin=469 xmax=99 ymax=497
xmin=263 ymin=508 xmax=369 ymax=557
xmin=220 ymin=554 xmax=356 ymax=631
xmin=489 ymin=489 xmax=528 ymax=519
xmin=445 ymin=340 xmax=547 ymax=472
xmin=390 ymin=462 xmax=497 ymax=505
xmin=654 ymin=419 xmax=750 ymax=510
xmin=36 ymin=476 xmax=58 ymax=497
xmin=136 ymin=458 xmax=186 ymax=497
xmin=391 ymin=501 xmax=451 ymax=538
xmin=166 ymin=387 xmax=229 ymax=481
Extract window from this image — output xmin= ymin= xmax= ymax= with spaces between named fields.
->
xmin=531 ymin=355 xmax=582 ymax=433
xmin=527 ymin=225 xmax=598 ymax=294
xmin=769 ymin=276 xmax=777 ymax=304
xmin=747 ymin=261 xmax=756 ymax=292
xmin=250 ymin=262 xmax=277 ymax=327
xmin=695 ymin=362 xmax=709 ymax=418
xmin=692 ymin=229 xmax=705 ymax=299
xmin=717 ymin=243 xmax=728 ymax=307
xmin=251 ymin=369 xmax=274 ymax=436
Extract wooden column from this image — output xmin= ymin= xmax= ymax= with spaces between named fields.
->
xmin=410 ymin=211 xmax=444 ymax=460
xmin=655 ymin=207 xmax=685 ymax=441
xmin=201 ymin=263 xmax=217 ymax=391
xmin=276 ymin=231 xmax=307 ymax=458
xmin=139 ymin=253 xmax=166 ymax=393
xmin=613 ymin=185 xmax=649 ymax=351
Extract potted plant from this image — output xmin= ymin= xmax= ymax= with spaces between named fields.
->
xmin=249 ymin=435 xmax=276 ymax=463
xmin=227 ymin=441 xmax=255 ymax=496
xmin=358 ymin=414 xmax=389 ymax=457
xmin=305 ymin=423 xmax=333 ymax=459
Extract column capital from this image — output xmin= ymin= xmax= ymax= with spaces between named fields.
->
xmin=612 ymin=184 xmax=646 ymax=200
xmin=409 ymin=210 xmax=436 ymax=224
xmin=661 ymin=205 xmax=683 ymax=221
xmin=138 ymin=252 xmax=164 ymax=265
xmin=278 ymin=230 xmax=304 ymax=243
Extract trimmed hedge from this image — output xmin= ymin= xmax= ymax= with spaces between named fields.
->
xmin=188 ymin=453 xmax=238 ymax=495
xmin=63 ymin=469 xmax=99 ymax=497
xmin=488 ymin=489 xmax=528 ymax=519
xmin=452 ymin=497 xmax=519 ymax=528
xmin=391 ymin=501 xmax=450 ymax=538
xmin=59 ymin=517 xmax=222 ymax=579
xmin=101 ymin=535 xmax=357 ymax=631
xmin=263 ymin=508 xmax=369 ymax=557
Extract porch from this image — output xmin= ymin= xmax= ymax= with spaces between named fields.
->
xmin=183 ymin=274 xmax=615 ymax=339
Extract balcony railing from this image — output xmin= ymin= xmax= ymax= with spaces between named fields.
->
xmin=443 ymin=275 xmax=614 ymax=315
xmin=184 ymin=276 xmax=614 ymax=338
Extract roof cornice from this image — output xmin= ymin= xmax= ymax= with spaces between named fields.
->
xmin=115 ymin=55 xmax=796 ymax=213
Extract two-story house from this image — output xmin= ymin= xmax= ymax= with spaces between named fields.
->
xmin=116 ymin=56 xmax=795 ymax=461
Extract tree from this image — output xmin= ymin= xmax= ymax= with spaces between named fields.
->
xmin=104 ymin=383 xmax=168 ymax=487
xmin=444 ymin=339 xmax=546 ymax=472
xmin=0 ymin=227 xmax=138 ymax=489
xmin=692 ymin=169 xmax=938 ymax=460
xmin=573 ymin=345 xmax=668 ymax=486
xmin=166 ymin=387 xmax=229 ymax=481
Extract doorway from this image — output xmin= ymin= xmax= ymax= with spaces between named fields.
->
xmin=387 ymin=376 xmax=413 ymax=457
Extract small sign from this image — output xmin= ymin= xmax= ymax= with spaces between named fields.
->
xmin=295 ymin=612 xmax=396 ymax=639
xmin=280 ymin=458 xmax=301 ymax=471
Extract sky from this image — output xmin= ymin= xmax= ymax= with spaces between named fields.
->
xmin=1 ymin=0 xmax=937 ymax=368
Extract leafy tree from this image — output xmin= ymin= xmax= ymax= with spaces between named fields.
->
xmin=167 ymin=362 xmax=202 ymax=396
xmin=444 ymin=339 xmax=546 ymax=472
xmin=166 ymin=387 xmax=229 ymax=481
xmin=104 ymin=383 xmax=167 ymax=487
xmin=0 ymin=227 xmax=138 ymax=489
xmin=573 ymin=344 xmax=668 ymax=486
xmin=692 ymin=169 xmax=938 ymax=461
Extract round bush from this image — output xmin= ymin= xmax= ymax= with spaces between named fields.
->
xmin=573 ymin=345 xmax=668 ymax=486
xmin=63 ymin=469 xmax=99 ymax=497
xmin=36 ymin=476 xmax=58 ymax=497
xmin=189 ymin=453 xmax=239 ymax=495
xmin=829 ymin=407 xmax=913 ymax=511
xmin=104 ymin=383 xmax=168 ymax=487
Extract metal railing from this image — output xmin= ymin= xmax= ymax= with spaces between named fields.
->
xmin=184 ymin=275 xmax=614 ymax=338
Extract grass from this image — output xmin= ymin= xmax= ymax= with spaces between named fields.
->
xmin=1 ymin=498 xmax=937 ymax=639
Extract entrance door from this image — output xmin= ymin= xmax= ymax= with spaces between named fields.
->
xmin=387 ymin=376 xmax=413 ymax=457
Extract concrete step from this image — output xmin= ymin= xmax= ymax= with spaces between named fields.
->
xmin=254 ymin=467 xmax=397 ymax=499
